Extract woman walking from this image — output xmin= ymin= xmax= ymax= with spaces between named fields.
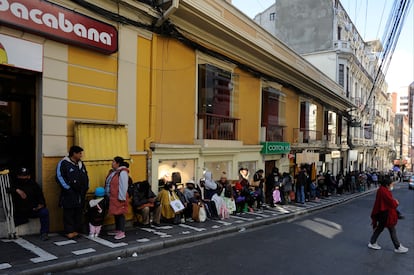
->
xmin=368 ymin=177 xmax=408 ymax=253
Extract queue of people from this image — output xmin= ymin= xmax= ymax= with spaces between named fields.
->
xmin=4 ymin=149 xmax=408 ymax=254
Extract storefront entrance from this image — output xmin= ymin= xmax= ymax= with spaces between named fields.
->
xmin=0 ymin=67 xmax=37 ymax=175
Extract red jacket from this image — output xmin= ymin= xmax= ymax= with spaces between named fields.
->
xmin=370 ymin=185 xmax=398 ymax=228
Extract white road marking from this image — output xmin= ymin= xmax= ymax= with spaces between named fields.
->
xmin=137 ymin=238 xmax=150 ymax=242
xmin=211 ymin=225 xmax=220 ymax=229
xmin=247 ymin=212 xmax=270 ymax=218
xmin=181 ymin=231 xmax=191 ymax=234
xmin=178 ymin=224 xmax=206 ymax=232
xmin=0 ymin=263 xmax=12 ymax=270
xmin=215 ymin=220 xmax=232 ymax=226
xmin=72 ymin=248 xmax=96 ymax=255
xmin=3 ymin=238 xmax=58 ymax=263
xmin=151 ymin=225 xmax=173 ymax=230
xmin=140 ymin=228 xmax=171 ymax=238
xmin=86 ymin=235 xmax=127 ymax=248
xmin=231 ymin=215 xmax=254 ymax=221
xmin=54 ymin=240 xmax=77 ymax=246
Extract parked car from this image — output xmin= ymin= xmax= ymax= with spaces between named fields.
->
xmin=409 ymin=176 xmax=414 ymax=190
xmin=402 ymin=172 xmax=412 ymax=182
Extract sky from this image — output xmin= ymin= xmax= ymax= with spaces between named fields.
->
xmin=231 ymin=0 xmax=413 ymax=93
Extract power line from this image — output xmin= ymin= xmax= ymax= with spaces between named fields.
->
xmin=361 ymin=0 xmax=412 ymax=113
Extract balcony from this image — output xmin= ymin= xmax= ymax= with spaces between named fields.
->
xmin=293 ymin=128 xmax=322 ymax=144
xmin=333 ymin=40 xmax=353 ymax=54
xmin=262 ymin=125 xmax=285 ymax=142
xmin=197 ymin=113 xmax=238 ymax=140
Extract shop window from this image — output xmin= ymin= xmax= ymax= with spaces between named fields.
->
xmin=324 ymin=111 xmax=337 ymax=144
xmin=197 ymin=64 xmax=238 ymax=140
xmin=204 ymin=161 xmax=231 ymax=180
xmin=261 ymin=86 xmax=286 ymax=141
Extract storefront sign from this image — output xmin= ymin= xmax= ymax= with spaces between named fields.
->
xmin=260 ymin=142 xmax=291 ymax=154
xmin=348 ymin=150 xmax=358 ymax=161
xmin=331 ymin=150 xmax=340 ymax=158
xmin=296 ymin=152 xmax=319 ymax=164
xmin=0 ymin=34 xmax=43 ymax=71
xmin=0 ymin=0 xmax=118 ymax=54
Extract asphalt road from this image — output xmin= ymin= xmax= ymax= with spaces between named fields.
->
xmin=56 ymin=184 xmax=414 ymax=275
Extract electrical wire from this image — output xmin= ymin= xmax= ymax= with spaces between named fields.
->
xmin=361 ymin=0 xmax=412 ymax=114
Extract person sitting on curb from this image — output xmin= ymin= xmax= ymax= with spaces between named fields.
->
xmin=10 ymin=167 xmax=50 ymax=241
xmin=132 ymin=180 xmax=161 ymax=227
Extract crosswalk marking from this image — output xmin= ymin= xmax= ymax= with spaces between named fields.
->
xmin=86 ymin=235 xmax=127 ymax=248
xmin=3 ymin=238 xmax=58 ymax=263
xmin=72 ymin=248 xmax=96 ymax=255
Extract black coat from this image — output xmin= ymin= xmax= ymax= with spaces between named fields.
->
xmin=56 ymin=157 xmax=89 ymax=208
xmin=11 ymin=178 xmax=46 ymax=224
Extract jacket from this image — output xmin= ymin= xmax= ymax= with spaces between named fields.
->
xmin=370 ymin=185 xmax=399 ymax=228
xmin=11 ymin=178 xmax=46 ymax=224
xmin=106 ymin=167 xmax=129 ymax=215
xmin=56 ymin=156 xmax=89 ymax=208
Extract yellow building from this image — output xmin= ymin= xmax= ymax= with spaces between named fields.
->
xmin=0 ymin=0 xmax=353 ymax=235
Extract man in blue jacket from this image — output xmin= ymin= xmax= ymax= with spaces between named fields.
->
xmin=56 ymin=146 xmax=89 ymax=239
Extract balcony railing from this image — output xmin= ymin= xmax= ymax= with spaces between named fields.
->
xmin=197 ymin=113 xmax=238 ymax=140
xmin=293 ymin=128 xmax=322 ymax=143
xmin=264 ymin=125 xmax=285 ymax=142
xmin=333 ymin=40 xmax=352 ymax=53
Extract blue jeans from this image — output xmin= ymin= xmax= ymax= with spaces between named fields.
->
xmin=296 ymin=186 xmax=305 ymax=203
xmin=15 ymin=207 xmax=50 ymax=234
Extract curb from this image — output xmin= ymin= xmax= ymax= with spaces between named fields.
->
xmin=16 ymin=189 xmax=376 ymax=275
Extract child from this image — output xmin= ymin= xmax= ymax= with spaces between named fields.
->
xmin=87 ymin=187 xmax=107 ymax=238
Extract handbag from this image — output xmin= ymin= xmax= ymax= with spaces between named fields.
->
xmin=192 ymin=202 xmax=207 ymax=222
xmin=169 ymin=193 xmax=185 ymax=213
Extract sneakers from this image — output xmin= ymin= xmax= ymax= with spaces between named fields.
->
xmin=114 ymin=231 xmax=125 ymax=240
xmin=394 ymin=245 xmax=409 ymax=253
xmin=368 ymin=242 xmax=382 ymax=250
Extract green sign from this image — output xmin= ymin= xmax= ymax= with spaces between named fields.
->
xmin=261 ymin=142 xmax=291 ymax=155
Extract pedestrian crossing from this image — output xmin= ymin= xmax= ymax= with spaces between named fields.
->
xmin=0 ymin=194 xmax=360 ymax=272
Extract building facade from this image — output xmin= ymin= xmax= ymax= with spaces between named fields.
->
xmin=254 ymin=0 xmax=394 ymax=173
xmin=0 ymin=0 xmax=354 ymax=235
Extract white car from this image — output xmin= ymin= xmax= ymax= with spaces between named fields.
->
xmin=408 ymin=176 xmax=414 ymax=190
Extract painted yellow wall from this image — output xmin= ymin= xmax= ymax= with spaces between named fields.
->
xmin=283 ymin=87 xmax=299 ymax=143
xmin=236 ymin=69 xmax=261 ymax=144
xmin=42 ymin=157 xmax=62 ymax=231
xmin=136 ymin=36 xmax=152 ymax=151
xmin=152 ymin=36 xmax=196 ymax=144
xmin=67 ymin=47 xmax=118 ymax=121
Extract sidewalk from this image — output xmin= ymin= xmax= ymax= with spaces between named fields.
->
xmin=1 ymin=188 xmax=377 ymax=275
